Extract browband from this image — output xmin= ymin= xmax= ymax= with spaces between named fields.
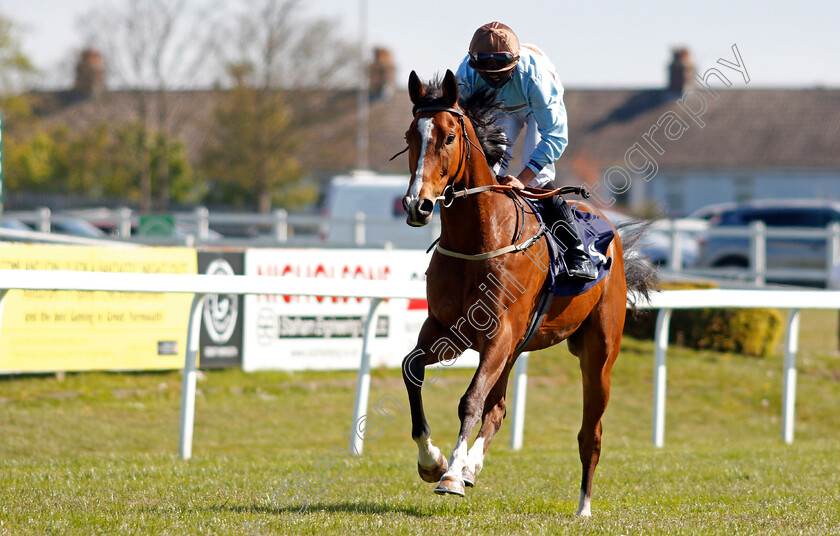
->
xmin=412 ymin=106 xmax=464 ymax=117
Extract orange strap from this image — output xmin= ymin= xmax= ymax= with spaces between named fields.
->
xmin=485 ymin=184 xmax=590 ymax=200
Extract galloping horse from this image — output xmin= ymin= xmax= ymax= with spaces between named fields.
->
xmin=399 ymin=70 xmax=657 ymax=517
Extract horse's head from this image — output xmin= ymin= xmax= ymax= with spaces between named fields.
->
xmin=402 ymin=69 xmax=469 ymax=227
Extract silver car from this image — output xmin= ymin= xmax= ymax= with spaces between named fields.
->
xmin=693 ymin=199 xmax=840 ymax=286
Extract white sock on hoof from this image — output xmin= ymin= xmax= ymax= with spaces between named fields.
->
xmin=416 ymin=436 xmax=440 ymax=467
xmin=576 ymin=491 xmax=592 ymax=517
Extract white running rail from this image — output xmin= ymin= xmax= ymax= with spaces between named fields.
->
xmin=1 ymin=271 xmax=837 ymax=457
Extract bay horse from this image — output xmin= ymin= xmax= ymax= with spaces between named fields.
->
xmin=399 ymin=69 xmax=657 ymax=517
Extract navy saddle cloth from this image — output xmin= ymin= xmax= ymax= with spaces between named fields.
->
xmin=525 ymin=199 xmax=615 ymax=297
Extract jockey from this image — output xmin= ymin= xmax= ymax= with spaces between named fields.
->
xmin=456 ymin=22 xmax=597 ymax=282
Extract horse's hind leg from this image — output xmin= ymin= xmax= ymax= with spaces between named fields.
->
xmin=568 ymin=312 xmax=622 ymax=517
xmin=402 ymin=317 xmax=450 ymax=483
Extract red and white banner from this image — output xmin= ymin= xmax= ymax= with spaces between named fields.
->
xmin=243 ymin=249 xmax=433 ymax=371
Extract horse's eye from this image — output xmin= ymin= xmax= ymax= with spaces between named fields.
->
xmin=445 ymin=133 xmax=456 ymax=145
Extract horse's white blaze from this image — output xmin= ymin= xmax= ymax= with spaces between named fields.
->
xmin=409 ymin=117 xmax=434 ymax=199
xmin=576 ymin=491 xmax=592 ymax=517
xmin=415 ymin=435 xmax=441 ymax=468
xmin=443 ymin=435 xmax=469 ymax=479
xmin=466 ymin=437 xmax=485 ymax=475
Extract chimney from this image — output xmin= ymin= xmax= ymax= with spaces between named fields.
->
xmin=667 ymin=48 xmax=694 ymax=96
xmin=369 ymin=47 xmax=395 ymax=101
xmin=74 ymin=48 xmax=105 ymax=99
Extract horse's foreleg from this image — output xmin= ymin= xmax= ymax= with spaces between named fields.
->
xmin=435 ymin=340 xmax=512 ymax=496
xmin=402 ymin=317 xmax=449 ymax=483
xmin=463 ymin=363 xmax=513 ymax=486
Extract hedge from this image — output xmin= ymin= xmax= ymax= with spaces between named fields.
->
xmin=624 ymin=281 xmax=784 ymax=358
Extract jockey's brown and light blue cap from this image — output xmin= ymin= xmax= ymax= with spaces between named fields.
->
xmin=468 ymin=22 xmax=520 ymax=73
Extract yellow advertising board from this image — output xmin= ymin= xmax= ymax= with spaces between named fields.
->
xmin=0 ymin=244 xmax=196 ymax=373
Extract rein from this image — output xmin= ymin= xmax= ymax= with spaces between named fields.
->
xmin=439 ymin=183 xmax=590 ymax=208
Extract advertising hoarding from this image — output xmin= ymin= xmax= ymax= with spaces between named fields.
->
xmin=0 ymin=244 xmax=195 ymax=373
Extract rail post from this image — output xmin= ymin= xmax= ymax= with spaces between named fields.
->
xmin=667 ymin=220 xmax=683 ymax=271
xmin=354 ymin=212 xmax=366 ymax=246
xmin=782 ymin=309 xmax=801 ymax=445
xmin=273 ymin=209 xmax=288 ymax=243
xmin=195 ymin=207 xmax=210 ymax=243
xmin=37 ymin=207 xmax=51 ymax=233
xmin=118 ymin=207 xmax=133 ymax=237
xmin=179 ymin=293 xmax=207 ymax=460
xmin=350 ymin=298 xmax=384 ymax=456
xmin=749 ymin=221 xmax=767 ymax=286
xmin=825 ymin=222 xmax=840 ymax=286
xmin=652 ymin=308 xmax=673 ymax=447
xmin=510 ymin=352 xmax=530 ymax=450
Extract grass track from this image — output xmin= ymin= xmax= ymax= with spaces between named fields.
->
xmin=1 ymin=310 xmax=839 ymax=535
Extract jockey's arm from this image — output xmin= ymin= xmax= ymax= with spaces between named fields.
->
xmin=516 ymin=166 xmax=537 ymax=186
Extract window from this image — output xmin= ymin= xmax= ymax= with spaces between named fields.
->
xmin=747 ymin=209 xmax=829 ymax=228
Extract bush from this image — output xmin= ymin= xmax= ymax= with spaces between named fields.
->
xmin=624 ymin=281 xmax=784 ymax=358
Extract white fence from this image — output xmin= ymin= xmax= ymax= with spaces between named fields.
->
xmin=8 ymin=207 xmax=840 ymax=286
xmin=6 ymin=206 xmax=441 ymax=248
xmin=1 ymin=270 xmax=837 ymax=458
xmin=660 ymin=219 xmax=840 ymax=286
xmin=645 ymin=289 xmax=840 ymax=447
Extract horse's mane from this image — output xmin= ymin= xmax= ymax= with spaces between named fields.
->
xmin=411 ymin=75 xmax=509 ymax=170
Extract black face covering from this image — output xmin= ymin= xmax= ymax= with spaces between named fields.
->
xmin=479 ymin=70 xmax=513 ymax=89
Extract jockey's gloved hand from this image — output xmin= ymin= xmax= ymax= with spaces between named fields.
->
xmin=497 ymin=175 xmax=525 ymax=190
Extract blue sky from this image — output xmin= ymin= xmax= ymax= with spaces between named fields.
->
xmin=2 ymin=0 xmax=837 ymax=89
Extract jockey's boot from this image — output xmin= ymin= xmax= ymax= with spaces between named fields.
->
xmin=542 ymin=195 xmax=598 ymax=282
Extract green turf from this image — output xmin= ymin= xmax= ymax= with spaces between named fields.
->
xmin=1 ymin=310 xmax=839 ymax=535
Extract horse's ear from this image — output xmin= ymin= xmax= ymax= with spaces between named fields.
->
xmin=442 ymin=69 xmax=459 ymax=107
xmin=408 ymin=71 xmax=425 ymax=104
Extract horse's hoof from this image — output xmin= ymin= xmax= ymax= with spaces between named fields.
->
xmin=417 ymin=455 xmax=448 ymax=483
xmin=434 ymin=475 xmax=466 ymax=496
xmin=462 ymin=467 xmax=475 ymax=487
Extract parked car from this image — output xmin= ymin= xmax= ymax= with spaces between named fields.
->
xmin=49 ymin=217 xmax=109 ymax=238
xmin=1 ymin=218 xmax=33 ymax=231
xmin=693 ymin=199 xmax=840 ymax=286
xmin=687 ymin=202 xmax=736 ymax=221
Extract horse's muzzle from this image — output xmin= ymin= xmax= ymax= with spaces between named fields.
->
xmin=403 ymin=196 xmax=435 ymax=227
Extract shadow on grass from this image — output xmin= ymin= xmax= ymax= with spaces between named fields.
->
xmin=204 ymin=500 xmax=436 ymax=518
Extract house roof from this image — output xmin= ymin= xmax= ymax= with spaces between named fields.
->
xmin=30 ymin=85 xmax=840 ymax=186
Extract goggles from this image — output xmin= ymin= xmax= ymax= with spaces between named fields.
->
xmin=468 ymin=52 xmax=519 ymax=72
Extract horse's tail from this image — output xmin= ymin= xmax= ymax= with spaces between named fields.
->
xmin=616 ymin=219 xmax=661 ymax=308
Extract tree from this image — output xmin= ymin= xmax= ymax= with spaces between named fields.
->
xmin=200 ymin=63 xmax=310 ymax=212
xmin=5 ymin=121 xmax=202 ymax=205
xmin=199 ymin=0 xmax=356 ymax=213
xmin=0 ymin=15 xmax=35 ymax=94
xmin=78 ymin=0 xmax=221 ymax=211
xmin=0 ymin=13 xmax=38 ymax=213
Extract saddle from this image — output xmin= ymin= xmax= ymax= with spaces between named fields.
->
xmin=514 ymin=199 xmax=615 ymax=354
xmin=532 ymin=200 xmax=615 ymax=296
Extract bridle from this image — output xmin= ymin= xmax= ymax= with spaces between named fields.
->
xmin=414 ymin=106 xmax=485 ymax=193
xmin=392 ymin=105 xmax=487 ymax=207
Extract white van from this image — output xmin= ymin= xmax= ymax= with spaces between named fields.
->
xmin=322 ymin=171 xmax=440 ymax=249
